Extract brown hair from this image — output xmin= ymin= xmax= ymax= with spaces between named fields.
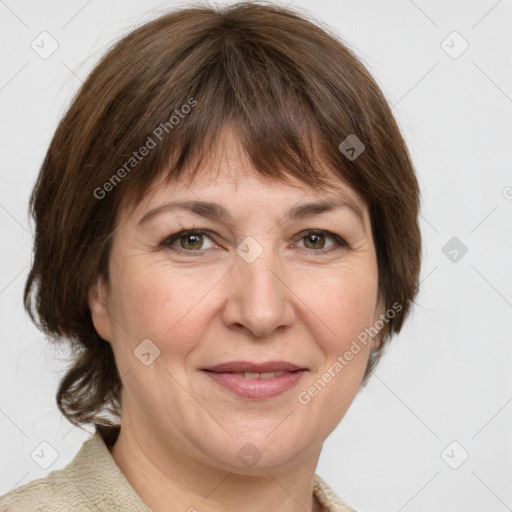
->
xmin=24 ymin=1 xmax=421 ymax=430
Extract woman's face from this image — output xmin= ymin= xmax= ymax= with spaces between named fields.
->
xmin=90 ymin=127 xmax=384 ymax=472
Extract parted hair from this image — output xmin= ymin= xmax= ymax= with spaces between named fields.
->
xmin=24 ymin=1 xmax=421 ymax=430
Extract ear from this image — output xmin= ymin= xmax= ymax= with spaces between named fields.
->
xmin=370 ymin=331 xmax=383 ymax=353
xmin=88 ymin=275 xmax=112 ymax=342
xmin=370 ymin=295 xmax=386 ymax=353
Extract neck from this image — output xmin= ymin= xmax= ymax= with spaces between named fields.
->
xmin=109 ymin=419 xmax=324 ymax=512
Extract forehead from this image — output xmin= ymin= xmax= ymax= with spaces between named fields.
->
xmin=119 ymin=126 xmax=368 ymax=223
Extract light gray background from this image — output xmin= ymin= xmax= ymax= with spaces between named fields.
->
xmin=1 ymin=1 xmax=511 ymax=511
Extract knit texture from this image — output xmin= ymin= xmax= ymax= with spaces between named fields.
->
xmin=0 ymin=427 xmax=358 ymax=511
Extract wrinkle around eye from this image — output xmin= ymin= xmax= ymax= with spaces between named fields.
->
xmin=155 ymin=229 xmax=355 ymax=260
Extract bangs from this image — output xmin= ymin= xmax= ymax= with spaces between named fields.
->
xmin=97 ymin=14 xmax=368 ymax=214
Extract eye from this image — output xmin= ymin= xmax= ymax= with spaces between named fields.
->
xmin=161 ymin=228 xmax=347 ymax=257
xmin=162 ymin=230 xmax=216 ymax=254
xmin=294 ymin=230 xmax=347 ymax=255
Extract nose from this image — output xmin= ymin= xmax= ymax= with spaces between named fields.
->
xmin=221 ymin=247 xmax=296 ymax=339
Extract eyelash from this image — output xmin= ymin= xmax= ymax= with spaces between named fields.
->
xmin=160 ymin=229 xmax=348 ymax=257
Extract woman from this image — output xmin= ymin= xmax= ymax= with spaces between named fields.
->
xmin=0 ymin=2 xmax=421 ymax=511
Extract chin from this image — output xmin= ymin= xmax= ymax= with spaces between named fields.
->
xmin=194 ymin=420 xmax=317 ymax=473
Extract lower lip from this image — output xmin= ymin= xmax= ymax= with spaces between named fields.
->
xmin=203 ymin=370 xmax=307 ymax=399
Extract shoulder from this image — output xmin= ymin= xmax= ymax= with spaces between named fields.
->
xmin=0 ymin=427 xmax=112 ymax=511
xmin=0 ymin=432 xmax=102 ymax=511
xmin=0 ymin=425 xmax=150 ymax=512
xmin=0 ymin=469 xmax=90 ymax=511
xmin=313 ymin=473 xmax=361 ymax=512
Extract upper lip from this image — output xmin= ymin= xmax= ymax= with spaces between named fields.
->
xmin=202 ymin=361 xmax=306 ymax=373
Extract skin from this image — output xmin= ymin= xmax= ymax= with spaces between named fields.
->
xmin=89 ymin=126 xmax=384 ymax=512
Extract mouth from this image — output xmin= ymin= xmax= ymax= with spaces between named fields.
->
xmin=201 ymin=361 xmax=308 ymax=399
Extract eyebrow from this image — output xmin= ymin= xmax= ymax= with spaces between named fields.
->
xmin=137 ymin=196 xmax=366 ymax=231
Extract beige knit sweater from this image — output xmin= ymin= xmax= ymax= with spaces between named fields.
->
xmin=0 ymin=427 xmax=358 ymax=511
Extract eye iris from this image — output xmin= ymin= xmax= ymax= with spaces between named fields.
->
xmin=304 ymin=233 xmax=325 ymax=249
xmin=181 ymin=233 xmax=203 ymax=250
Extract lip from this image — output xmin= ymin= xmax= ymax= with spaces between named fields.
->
xmin=202 ymin=361 xmax=307 ymax=399
xmin=203 ymin=361 xmax=305 ymax=373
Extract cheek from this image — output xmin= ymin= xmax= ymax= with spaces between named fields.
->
xmin=295 ymin=262 xmax=379 ymax=349
xmin=108 ymin=256 xmax=225 ymax=351
xmin=293 ymin=267 xmax=377 ymax=431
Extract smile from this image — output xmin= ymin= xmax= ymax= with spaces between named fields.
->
xmin=202 ymin=361 xmax=308 ymax=399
